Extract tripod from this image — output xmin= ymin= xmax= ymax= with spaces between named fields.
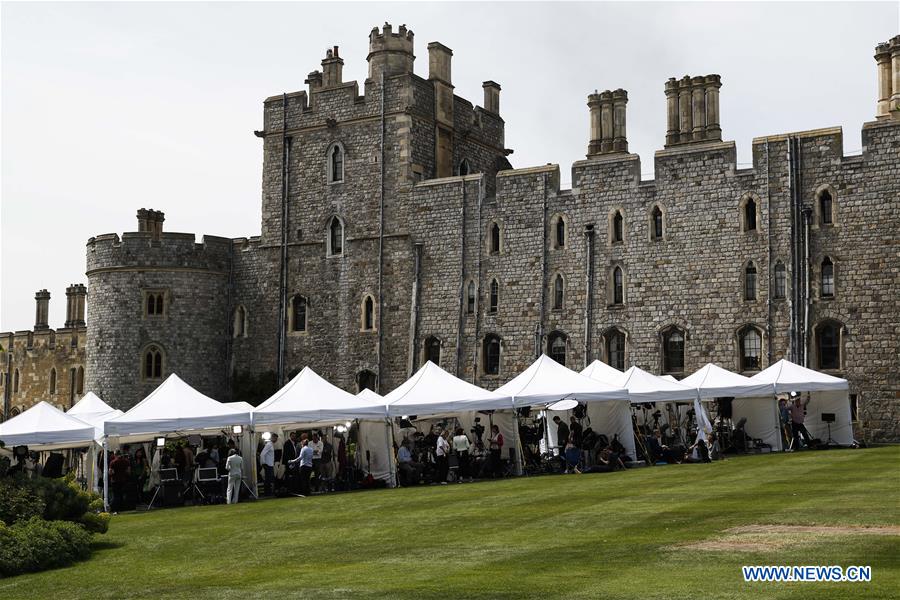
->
xmin=823 ymin=421 xmax=838 ymax=447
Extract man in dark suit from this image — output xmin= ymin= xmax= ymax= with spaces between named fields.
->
xmin=282 ymin=431 xmax=298 ymax=492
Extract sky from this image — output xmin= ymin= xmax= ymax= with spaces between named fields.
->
xmin=1 ymin=1 xmax=897 ymax=331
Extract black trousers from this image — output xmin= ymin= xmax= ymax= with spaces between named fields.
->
xmin=792 ymin=422 xmax=811 ymax=447
xmin=263 ymin=464 xmax=274 ymax=495
xmin=298 ymin=465 xmax=313 ymax=496
xmin=436 ymin=455 xmax=449 ymax=482
xmin=456 ymin=451 xmax=469 ymax=478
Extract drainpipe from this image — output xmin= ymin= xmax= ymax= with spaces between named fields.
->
xmin=407 ymin=243 xmax=423 ymax=377
xmin=276 ymin=94 xmax=291 ymax=387
xmin=455 ymin=179 xmax=467 ymax=377
xmin=584 ymin=224 xmax=595 ymax=367
xmin=376 ymin=74 xmax=386 ymax=391
xmin=802 ymin=207 xmax=811 ymax=367
xmin=536 ymin=173 xmax=548 ymax=358
xmin=787 ymin=136 xmax=800 ymax=362
xmin=226 ymin=241 xmax=235 ymax=400
xmin=764 ymin=140 xmax=773 ymax=365
xmin=473 ymin=177 xmax=483 ymax=383
xmin=2 ymin=350 xmax=10 ymax=422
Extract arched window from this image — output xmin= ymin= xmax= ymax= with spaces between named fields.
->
xmin=49 ymin=368 xmax=57 ymax=395
xmin=466 ymin=281 xmax=476 ymax=314
xmin=552 ymin=274 xmax=564 ymax=310
xmin=662 ymin=327 xmax=685 ymax=373
xmin=142 ymin=346 xmax=163 ymax=380
xmin=816 ymin=321 xmax=841 ymax=370
xmin=821 ymin=257 xmax=835 ymax=297
xmin=819 ymin=189 xmax=833 ymax=225
xmin=357 ymin=370 xmax=377 ymax=393
xmin=650 ymin=205 xmax=664 ymax=241
xmin=76 ymin=366 xmax=84 ymax=395
xmin=145 ymin=291 xmax=165 ymax=316
xmin=362 ymin=295 xmax=375 ymax=331
xmin=743 ymin=196 xmax=757 ymax=231
xmin=489 ymin=278 xmax=499 ymax=313
xmin=739 ymin=326 xmax=762 ymax=371
xmin=612 ymin=211 xmax=624 ymax=243
xmin=483 ymin=334 xmax=501 ymax=376
xmin=547 ymin=331 xmax=567 ymax=366
xmin=556 ymin=217 xmax=566 ymax=248
xmin=291 ymin=295 xmax=308 ymax=332
xmin=773 ymin=261 xmax=786 ymax=299
xmin=605 ymin=329 xmax=626 ymax=371
xmin=489 ymin=222 xmax=501 ymax=254
xmin=328 ymin=143 xmax=344 ymax=183
xmin=458 ymin=159 xmax=470 ymax=176
xmin=744 ymin=261 xmax=757 ymax=301
xmin=612 ymin=266 xmax=624 ymax=305
xmin=327 ymin=216 xmax=344 ymax=256
xmin=233 ymin=305 xmax=247 ymax=338
xmin=13 ymin=369 xmax=19 ymax=393
xmin=424 ymin=336 xmax=442 ymax=366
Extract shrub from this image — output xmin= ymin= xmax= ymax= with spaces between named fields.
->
xmin=0 ymin=518 xmax=93 ymax=577
xmin=79 ymin=511 xmax=111 ymax=534
xmin=0 ymin=478 xmax=45 ymax=525
xmin=29 ymin=477 xmax=91 ymax=522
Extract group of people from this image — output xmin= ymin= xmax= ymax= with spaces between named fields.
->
xmin=551 ymin=415 xmax=630 ymax=473
xmin=258 ymin=431 xmax=338 ymax=499
xmin=396 ymin=422 xmax=506 ymax=485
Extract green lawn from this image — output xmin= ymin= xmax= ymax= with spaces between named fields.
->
xmin=2 ymin=447 xmax=898 ymax=599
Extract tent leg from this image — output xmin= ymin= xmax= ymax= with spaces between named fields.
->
xmin=387 ymin=419 xmax=397 ymax=488
xmin=512 ymin=411 xmax=526 ymax=476
xmin=102 ymin=438 xmax=109 ymax=512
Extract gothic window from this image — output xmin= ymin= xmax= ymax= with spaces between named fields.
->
xmin=424 ymin=336 xmax=441 ymax=366
xmin=552 ymin=274 xmax=564 ymax=310
xmin=744 ymin=261 xmax=757 ymax=301
xmin=233 ymin=305 xmax=247 ymax=338
xmin=605 ymin=328 xmax=626 ymax=371
xmin=76 ymin=366 xmax=84 ymax=395
xmin=142 ymin=347 xmax=163 ymax=381
xmin=739 ymin=326 xmax=762 ymax=372
xmin=662 ymin=327 xmax=685 ymax=373
xmin=458 ymin=159 xmax=470 ymax=176
xmin=362 ymin=295 xmax=375 ymax=331
xmin=14 ymin=368 xmax=20 ymax=393
xmin=466 ymin=281 xmax=476 ymax=314
xmin=489 ymin=278 xmax=499 ymax=313
xmin=357 ymin=370 xmax=377 ymax=393
xmin=821 ymin=256 xmax=835 ymax=298
xmin=327 ymin=216 xmax=344 ymax=256
xmin=547 ymin=331 xmax=567 ymax=366
xmin=773 ymin=261 xmax=786 ymax=299
xmin=650 ymin=205 xmax=664 ymax=241
xmin=328 ymin=143 xmax=344 ymax=183
xmin=291 ymin=296 xmax=308 ymax=332
xmin=554 ymin=216 xmax=566 ymax=248
xmin=819 ymin=189 xmax=833 ymax=225
xmin=611 ymin=266 xmax=624 ymax=305
xmin=489 ymin=222 xmax=502 ymax=254
xmin=49 ymin=368 xmax=57 ymax=395
xmin=145 ymin=291 xmax=165 ymax=316
xmin=612 ymin=211 xmax=624 ymax=243
xmin=483 ymin=334 xmax=501 ymax=376
xmin=816 ymin=321 xmax=841 ymax=370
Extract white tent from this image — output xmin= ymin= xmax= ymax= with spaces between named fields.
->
xmin=660 ymin=375 xmax=678 ymax=383
xmin=68 ymin=392 xmax=124 ymax=443
xmin=222 ymin=401 xmax=255 ymax=413
xmin=352 ymin=389 xmax=394 ymax=483
xmin=752 ymin=360 xmax=853 ymax=446
xmin=0 ymin=401 xmax=95 ymax=450
xmin=580 ymin=359 xmax=625 ymax=384
xmin=253 ymin=367 xmax=388 ymax=426
xmin=682 ymin=363 xmax=780 ymax=451
xmin=619 ymin=366 xmax=699 ymax=404
xmin=385 ymin=361 xmax=514 ymax=416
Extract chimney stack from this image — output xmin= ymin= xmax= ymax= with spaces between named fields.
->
xmin=428 ymin=41 xmax=455 ymax=178
xmin=875 ymin=35 xmax=900 ymax=119
xmin=137 ymin=208 xmax=165 ymax=240
xmin=482 ymin=81 xmax=501 ymax=114
xmin=321 ymin=46 xmax=344 ymax=87
xmin=367 ymin=23 xmax=415 ymax=81
xmin=587 ymin=89 xmax=628 ymax=157
xmin=664 ymin=74 xmax=722 ymax=147
xmin=34 ymin=289 xmax=50 ymax=331
xmin=65 ymin=284 xmax=87 ymax=328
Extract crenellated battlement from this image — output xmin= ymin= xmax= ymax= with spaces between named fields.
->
xmin=86 ymin=230 xmax=233 ymax=275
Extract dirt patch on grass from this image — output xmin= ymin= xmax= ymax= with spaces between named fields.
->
xmin=675 ymin=524 xmax=900 ymax=553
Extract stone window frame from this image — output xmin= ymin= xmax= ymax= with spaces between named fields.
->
xmin=488 ymin=277 xmax=500 ymax=314
xmin=466 ymin=279 xmax=478 ymax=315
xmin=601 ymin=326 xmax=628 ymax=371
xmin=812 ymin=184 xmax=838 ymax=229
xmin=550 ymin=213 xmax=568 ymax=250
xmin=819 ymin=255 xmax=836 ymax=299
xmin=288 ymin=294 xmax=309 ymax=334
xmin=482 ymin=333 xmax=502 ymax=378
xmin=772 ymin=259 xmax=788 ymax=301
xmin=546 ymin=330 xmax=568 ymax=366
xmin=361 ymin=293 xmax=377 ymax=332
xmin=139 ymin=344 xmax=165 ymax=382
xmin=49 ymin=368 xmax=57 ymax=395
xmin=608 ymin=207 xmax=626 ymax=246
xmin=735 ymin=323 xmax=765 ymax=373
xmin=487 ymin=220 xmax=503 ymax=255
xmin=660 ymin=324 xmax=687 ymax=374
xmin=13 ymin=368 xmax=20 ymax=394
xmin=356 ymin=369 xmax=378 ymax=393
xmin=326 ymin=141 xmax=346 ymax=185
xmin=811 ymin=318 xmax=846 ymax=372
xmin=233 ymin=305 xmax=248 ymax=339
xmin=551 ymin=272 xmax=566 ymax=311
xmin=326 ymin=215 xmax=346 ymax=258
xmin=142 ymin=289 xmax=168 ymax=319
xmin=607 ymin=262 xmax=627 ymax=308
xmin=75 ymin=366 xmax=84 ymax=395
xmin=648 ymin=203 xmax=667 ymax=242
xmin=458 ymin=159 xmax=471 ymax=176
xmin=739 ymin=192 xmax=761 ymax=234
xmin=742 ymin=259 xmax=759 ymax=303
xmin=422 ymin=335 xmax=443 ymax=367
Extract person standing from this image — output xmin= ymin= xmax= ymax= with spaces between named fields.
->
xmin=310 ymin=432 xmax=324 ymax=491
xmin=435 ymin=430 xmax=451 ymax=484
xmin=109 ymin=451 xmax=131 ymax=512
xmin=260 ymin=433 xmax=277 ymax=496
xmin=487 ymin=424 xmax=504 ymax=478
xmin=790 ymin=395 xmax=812 ymax=449
xmin=569 ymin=416 xmax=583 ymax=448
xmin=290 ymin=439 xmax=314 ymax=496
xmin=282 ymin=432 xmax=298 ymax=492
xmin=452 ymin=427 xmax=471 ymax=482
xmin=225 ymin=449 xmax=244 ymax=504
xmin=553 ymin=416 xmax=570 ymax=457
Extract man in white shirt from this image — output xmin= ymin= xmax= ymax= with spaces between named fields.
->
xmin=260 ymin=433 xmax=277 ymax=496
xmin=436 ymin=431 xmax=451 ymax=484
xmin=225 ymin=449 xmax=244 ymax=504
xmin=289 ymin=440 xmax=314 ymax=496
xmin=310 ymin=433 xmax=324 ymax=491
xmin=452 ymin=428 xmax=472 ymax=482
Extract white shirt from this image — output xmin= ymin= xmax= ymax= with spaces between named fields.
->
xmin=452 ymin=434 xmax=470 ymax=453
xmin=260 ymin=441 xmax=275 ymax=467
xmin=311 ymin=440 xmax=324 ymax=460
xmin=225 ymin=454 xmax=243 ymax=477
xmin=398 ymin=446 xmax=413 ymax=463
xmin=436 ymin=436 xmax=450 ymax=457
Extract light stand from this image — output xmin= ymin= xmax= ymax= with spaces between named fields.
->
xmin=821 ymin=413 xmax=838 ymax=447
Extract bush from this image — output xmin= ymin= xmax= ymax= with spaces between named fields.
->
xmin=0 ymin=518 xmax=93 ymax=577
xmin=29 ymin=477 xmax=91 ymax=522
xmin=0 ymin=478 xmax=45 ymax=525
xmin=79 ymin=510 xmax=110 ymax=534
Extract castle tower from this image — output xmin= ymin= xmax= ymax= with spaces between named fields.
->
xmin=65 ymin=284 xmax=87 ymax=328
xmin=34 ymin=289 xmax=50 ymax=330
xmin=367 ymin=23 xmax=415 ymax=81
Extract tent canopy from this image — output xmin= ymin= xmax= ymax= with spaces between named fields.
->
xmin=222 ymin=401 xmax=255 ymax=413
xmin=580 ymin=360 xmax=625 ymax=384
xmin=751 ymin=359 xmax=849 ymax=393
xmin=105 ymin=373 xmax=250 ymax=439
xmin=680 ymin=363 xmax=773 ymax=399
xmin=619 ymin=366 xmax=699 ymax=403
xmin=68 ymin=392 xmax=117 ymax=416
xmin=385 ymin=361 xmax=513 ymax=417
xmin=253 ymin=366 xmax=388 ymax=426
xmin=497 ymin=355 xmax=628 ymax=407
xmin=356 ymin=388 xmax=384 ymax=402
xmin=0 ymin=401 xmax=96 ymax=450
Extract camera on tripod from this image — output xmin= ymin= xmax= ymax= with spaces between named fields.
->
xmin=470 ymin=417 xmax=485 ymax=443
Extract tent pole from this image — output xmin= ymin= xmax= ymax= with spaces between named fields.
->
xmin=387 ymin=418 xmax=397 ymax=488
xmin=102 ymin=437 xmax=109 ymax=512
xmin=512 ymin=410 xmax=526 ymax=476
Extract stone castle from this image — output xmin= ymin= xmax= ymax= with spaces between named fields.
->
xmin=4 ymin=25 xmax=899 ymax=441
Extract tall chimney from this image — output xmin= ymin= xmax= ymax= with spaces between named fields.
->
xmin=321 ymin=46 xmax=343 ymax=87
xmin=664 ymin=78 xmax=679 ymax=146
xmin=137 ymin=208 xmax=165 ymax=240
xmin=587 ymin=88 xmax=628 ymax=156
xmin=665 ymin=74 xmax=722 ymax=147
xmin=612 ymin=89 xmax=628 ymax=153
xmin=35 ymin=289 xmax=50 ymax=331
xmin=65 ymin=284 xmax=87 ymax=328
xmin=482 ymin=81 xmax=501 ymax=114
xmin=876 ymin=35 xmax=900 ymax=118
xmin=428 ymin=41 xmax=454 ymax=178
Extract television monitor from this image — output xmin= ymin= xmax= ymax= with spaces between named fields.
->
xmin=197 ymin=468 xmax=219 ymax=482
xmin=159 ymin=468 xmax=179 ymax=482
